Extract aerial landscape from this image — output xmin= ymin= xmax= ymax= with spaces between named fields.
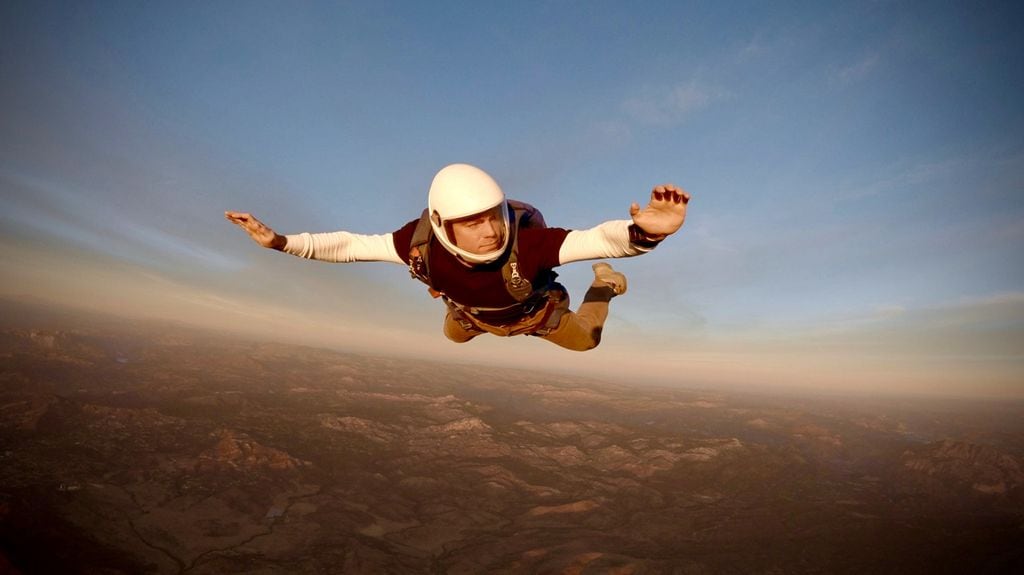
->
xmin=1 ymin=298 xmax=1021 ymax=574
xmin=2 ymin=3 xmax=1023 ymax=574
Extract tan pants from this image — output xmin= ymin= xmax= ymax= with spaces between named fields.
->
xmin=443 ymin=283 xmax=617 ymax=352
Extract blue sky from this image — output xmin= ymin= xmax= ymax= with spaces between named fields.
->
xmin=2 ymin=1 xmax=1022 ymax=397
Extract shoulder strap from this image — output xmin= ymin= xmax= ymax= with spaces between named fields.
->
xmin=501 ymin=210 xmax=534 ymax=301
xmin=507 ymin=199 xmax=546 ymax=230
xmin=408 ymin=209 xmax=441 ymax=297
xmin=505 ymin=201 xmax=560 ymax=302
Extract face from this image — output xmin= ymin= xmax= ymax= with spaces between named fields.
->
xmin=448 ymin=206 xmax=505 ymax=255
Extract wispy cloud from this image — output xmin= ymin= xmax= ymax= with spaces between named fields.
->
xmin=622 ymin=81 xmax=729 ymax=127
xmin=832 ymin=147 xmax=1024 ymax=206
xmin=689 ymin=217 xmax=742 ymax=256
xmin=737 ymin=34 xmax=768 ymax=61
xmin=616 ymin=292 xmax=1024 ymax=398
xmin=1 ymin=169 xmax=242 ymax=271
xmin=802 ymin=292 xmax=1024 ymax=354
xmin=994 ymin=216 xmax=1024 ymax=242
xmin=120 ymin=220 xmax=243 ymax=270
xmin=835 ymin=155 xmax=977 ymax=202
xmin=828 ymin=53 xmax=879 ymax=87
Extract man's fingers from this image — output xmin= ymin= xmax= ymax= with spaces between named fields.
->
xmin=650 ymin=185 xmax=690 ymax=206
xmin=652 ymin=185 xmax=679 ymax=203
xmin=225 ymin=212 xmax=250 ymax=224
xmin=226 ymin=212 xmax=264 ymax=230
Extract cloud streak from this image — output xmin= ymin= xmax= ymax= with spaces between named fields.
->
xmin=828 ymin=53 xmax=879 ymax=87
xmin=622 ymin=81 xmax=729 ymax=127
xmin=1 ymin=169 xmax=242 ymax=271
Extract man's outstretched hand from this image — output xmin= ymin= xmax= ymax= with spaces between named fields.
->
xmin=629 ymin=184 xmax=690 ymax=239
xmin=224 ymin=211 xmax=286 ymax=250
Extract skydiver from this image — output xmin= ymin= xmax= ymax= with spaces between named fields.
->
xmin=225 ymin=163 xmax=689 ymax=351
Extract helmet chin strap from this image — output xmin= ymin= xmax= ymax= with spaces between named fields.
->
xmin=454 ymin=235 xmax=508 ymax=267
xmin=450 ymin=241 xmax=508 ymax=266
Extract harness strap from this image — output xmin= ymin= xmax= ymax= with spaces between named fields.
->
xmin=408 ymin=209 xmax=433 ymax=288
xmin=444 ymin=299 xmax=477 ymax=332
xmin=530 ymin=287 xmax=570 ymax=336
xmin=444 ymin=284 xmax=569 ymax=336
xmin=444 ymin=289 xmax=547 ymax=316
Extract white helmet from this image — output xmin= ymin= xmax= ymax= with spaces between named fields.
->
xmin=427 ymin=163 xmax=511 ymax=264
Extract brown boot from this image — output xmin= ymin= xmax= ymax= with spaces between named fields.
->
xmin=592 ymin=262 xmax=627 ymax=295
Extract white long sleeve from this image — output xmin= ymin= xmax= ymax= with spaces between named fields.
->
xmin=281 ymin=220 xmax=652 ymax=267
xmin=557 ymin=220 xmax=653 ymax=265
xmin=282 ymin=231 xmax=404 ymax=264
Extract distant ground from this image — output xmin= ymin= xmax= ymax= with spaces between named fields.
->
xmin=1 ymin=299 xmax=1022 ymax=574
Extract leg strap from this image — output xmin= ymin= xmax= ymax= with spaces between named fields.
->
xmin=530 ymin=288 xmax=570 ymax=336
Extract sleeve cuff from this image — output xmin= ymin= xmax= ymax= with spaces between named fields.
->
xmin=628 ymin=223 xmax=665 ymax=249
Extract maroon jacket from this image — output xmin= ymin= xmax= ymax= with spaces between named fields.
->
xmin=391 ymin=219 xmax=571 ymax=311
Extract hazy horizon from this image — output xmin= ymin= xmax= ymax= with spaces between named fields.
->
xmin=2 ymin=293 xmax=1019 ymax=405
xmin=2 ymin=2 xmax=1022 ymax=398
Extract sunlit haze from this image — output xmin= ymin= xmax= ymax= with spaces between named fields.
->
xmin=2 ymin=2 xmax=1022 ymax=398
